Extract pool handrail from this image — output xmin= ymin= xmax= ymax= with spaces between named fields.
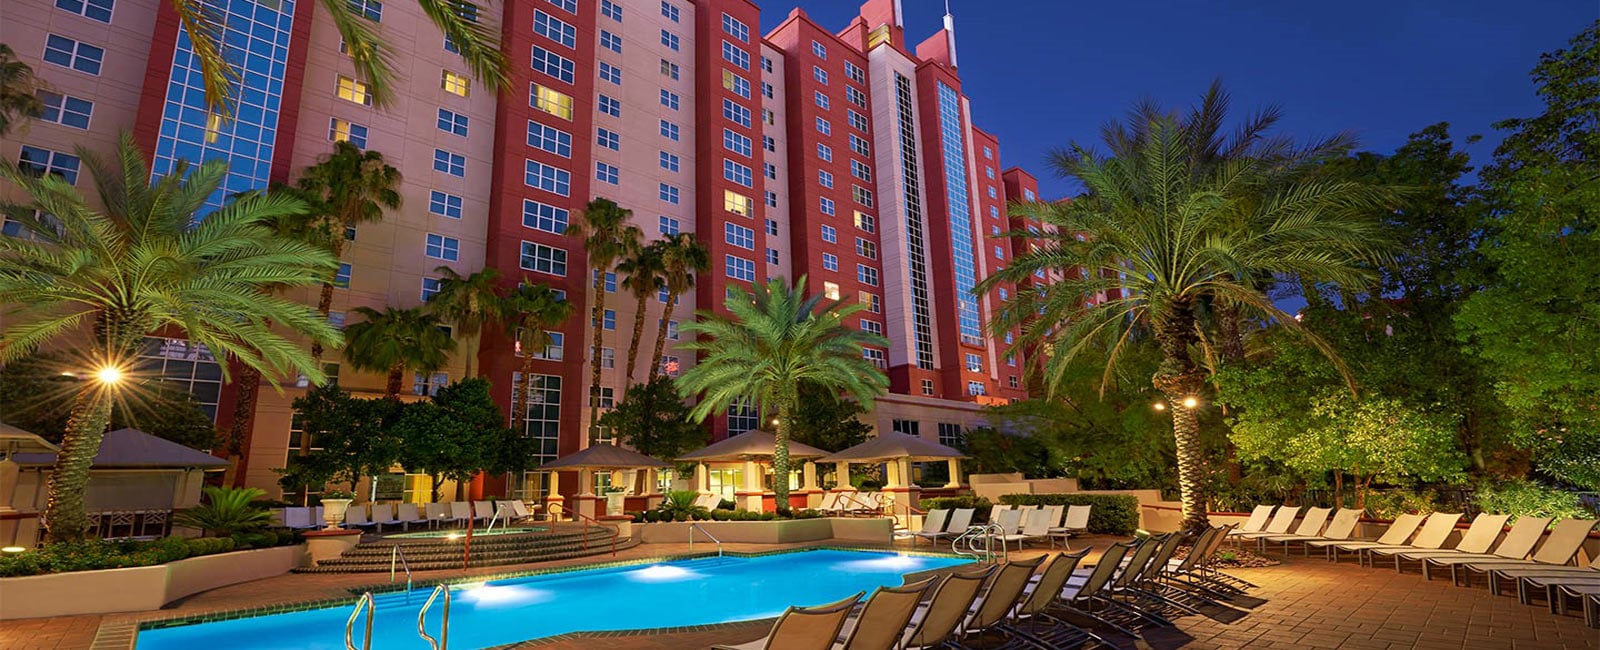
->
xmin=390 ymin=545 xmax=413 ymax=596
xmin=416 ymin=584 xmax=451 ymax=650
xmin=546 ymin=502 xmax=619 ymax=556
xmin=344 ymin=592 xmax=375 ymax=650
xmin=689 ymin=522 xmax=724 ymax=558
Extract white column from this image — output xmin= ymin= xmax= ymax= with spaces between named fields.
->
xmin=945 ymin=459 xmax=963 ymax=488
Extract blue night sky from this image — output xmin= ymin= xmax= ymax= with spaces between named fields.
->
xmin=765 ymin=1 xmax=1597 ymax=200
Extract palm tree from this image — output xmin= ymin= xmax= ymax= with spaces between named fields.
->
xmin=676 ymin=277 xmax=889 ymax=507
xmin=293 ymin=141 xmax=402 ymax=363
xmin=342 ymin=306 xmax=455 ymax=398
xmin=0 ymin=44 xmax=44 ymax=137
xmin=428 ymin=266 xmax=501 ymax=378
xmin=565 ymin=198 xmax=641 ymax=443
xmin=648 ymin=233 xmax=709 ymax=383
xmin=616 ymin=243 xmax=665 ymax=389
xmin=981 ymin=116 xmax=1392 ymax=532
xmin=168 ymin=0 xmax=507 ymax=115
xmin=0 ymin=133 xmax=340 ymax=542
xmin=498 ymin=280 xmax=574 ymax=438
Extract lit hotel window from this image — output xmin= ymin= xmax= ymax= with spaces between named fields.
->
xmin=442 ymin=70 xmax=471 ymax=97
xmin=337 ymin=76 xmax=372 ymax=105
xmin=531 ymin=84 xmax=573 ymax=119
xmin=724 ymin=190 xmax=753 ymax=217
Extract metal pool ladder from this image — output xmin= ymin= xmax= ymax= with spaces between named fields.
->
xmin=952 ymin=524 xmax=1004 ymax=564
xmin=417 ymin=584 xmax=452 ymax=650
xmin=689 ymin=523 xmax=723 ymax=557
xmin=344 ymin=592 xmax=375 ymax=650
xmin=390 ymin=544 xmax=414 ymax=599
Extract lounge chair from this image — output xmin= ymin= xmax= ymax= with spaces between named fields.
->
xmin=1552 ymin=583 xmax=1600 ymax=629
xmin=1254 ymin=506 xmax=1331 ymax=555
xmin=473 ymin=500 xmax=495 ymax=524
xmin=1225 ymin=505 xmax=1276 ymax=540
xmin=345 ymin=504 xmax=373 ymax=530
xmin=1037 ymin=504 xmax=1065 ymax=540
xmin=910 ymin=509 xmax=949 ymax=546
xmin=1454 ymin=518 xmax=1598 ymax=588
xmin=953 ymin=555 xmax=1046 ymax=646
xmin=424 ymin=502 xmax=454 ymax=528
xmin=1410 ymin=515 xmax=1550 ymax=580
xmin=396 ymin=503 xmax=427 ymax=531
xmin=1057 ymin=540 xmax=1141 ymax=638
xmin=1049 ymin=504 xmax=1092 ymax=549
xmin=1017 ymin=507 xmax=1057 ymax=548
xmin=1354 ymin=512 xmax=1464 ymax=567
xmin=282 ymin=507 xmax=319 ymax=531
xmin=814 ymin=492 xmax=842 ymax=515
xmin=1322 ymin=512 xmax=1427 ymax=563
xmin=711 ymin=592 xmax=864 ymax=650
xmin=1379 ymin=513 xmax=1510 ymax=572
xmin=850 ymin=492 xmax=883 ymax=516
xmin=991 ymin=508 xmax=1025 ymax=551
xmin=1485 ymin=552 xmax=1599 ymax=599
xmin=835 ymin=577 xmax=938 ymax=650
xmin=696 ymin=493 xmax=724 ymax=511
xmin=1511 ymin=561 xmax=1600 ymax=609
xmin=447 ymin=501 xmax=473 ymax=526
xmin=1233 ymin=506 xmax=1302 ymax=544
xmin=367 ymin=503 xmax=401 ymax=532
xmin=986 ymin=504 xmax=1012 ymax=524
xmin=1000 ymin=549 xmax=1103 ymax=647
xmin=901 ymin=567 xmax=995 ymax=649
xmin=1261 ymin=507 xmax=1362 ymax=556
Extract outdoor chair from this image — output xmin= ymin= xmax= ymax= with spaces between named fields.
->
xmin=850 ymin=492 xmax=883 ymax=516
xmin=1403 ymin=515 xmax=1551 ymax=580
xmin=448 ymin=501 xmax=473 ymax=527
xmin=710 ymin=591 xmax=864 ymax=650
xmin=396 ymin=503 xmax=427 ymax=531
xmin=814 ymin=492 xmax=842 ymax=515
xmin=953 ymin=555 xmax=1046 ymax=647
xmin=472 ymin=500 xmax=495 ymax=524
xmin=1225 ymin=505 xmax=1276 ymax=539
xmin=368 ymin=503 xmax=401 ymax=532
xmin=1378 ymin=512 xmax=1510 ymax=572
xmin=991 ymin=508 xmax=1025 ymax=550
xmin=282 ymin=507 xmax=318 ymax=531
xmin=344 ymin=504 xmax=373 ymax=530
xmin=424 ymin=502 xmax=453 ymax=528
xmin=696 ymin=493 xmax=724 ymax=511
xmin=1260 ymin=507 xmax=1362 ymax=556
xmin=1484 ymin=552 xmax=1599 ymax=599
xmin=901 ymin=567 xmax=995 ymax=649
xmin=1454 ymin=518 xmax=1598 ymax=587
xmin=996 ymin=507 xmax=1054 ymax=551
xmin=1355 ymin=512 xmax=1464 ymax=567
xmin=1049 ymin=504 xmax=1092 ymax=549
xmin=1322 ymin=512 xmax=1427 ymax=562
xmin=987 ymin=504 xmax=1013 ymax=523
xmin=1553 ymin=583 xmax=1600 ymax=628
xmin=835 ymin=577 xmax=938 ymax=650
xmin=910 ymin=509 xmax=948 ymax=546
xmin=1056 ymin=540 xmax=1141 ymax=639
xmin=1511 ymin=563 xmax=1600 ymax=610
xmin=999 ymin=548 xmax=1104 ymax=648
xmin=1254 ymin=506 xmax=1331 ymax=555
xmin=1232 ymin=506 xmax=1301 ymax=544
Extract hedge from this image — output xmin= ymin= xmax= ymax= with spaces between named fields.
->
xmin=998 ymin=494 xmax=1141 ymax=535
xmin=919 ymin=496 xmax=994 ymax=521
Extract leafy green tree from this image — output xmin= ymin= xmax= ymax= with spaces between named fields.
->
xmin=649 ymin=233 xmax=709 ymax=383
xmin=956 ymin=426 xmax=1055 ymax=478
xmin=616 ymin=243 xmax=664 ymax=388
xmin=342 ymin=306 xmax=455 ymax=398
xmin=0 ymin=352 xmax=219 ymax=451
xmin=598 ymin=377 xmax=705 ymax=462
xmin=428 ymin=266 xmax=501 ymax=378
xmin=676 ymin=277 xmax=889 ymax=506
xmin=984 ymin=113 xmax=1394 ymax=531
xmin=0 ymin=133 xmax=338 ymax=543
xmin=393 ymin=378 xmax=515 ymax=501
xmin=279 ymin=383 xmax=400 ymax=496
xmin=785 ymin=382 xmax=873 ymax=453
xmin=566 ymin=198 xmax=640 ymax=443
xmin=0 ymin=44 xmax=44 ymax=136
xmin=498 ymin=280 xmax=574 ymax=437
xmin=1455 ymin=23 xmax=1600 ymax=489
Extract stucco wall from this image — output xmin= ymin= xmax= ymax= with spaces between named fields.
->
xmin=0 ymin=544 xmax=306 ymax=620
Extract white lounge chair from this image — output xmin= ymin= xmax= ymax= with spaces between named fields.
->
xmin=1233 ymin=506 xmax=1302 ymax=543
xmin=1415 ymin=516 xmax=1551 ymax=582
xmin=849 ymin=492 xmax=883 ymax=516
xmin=994 ymin=508 xmax=1037 ymax=552
xmin=1226 ymin=505 xmax=1276 ymax=539
xmin=1354 ymin=512 xmax=1465 ymax=567
xmin=345 ymin=504 xmax=373 ymax=530
xmin=1049 ymin=505 xmax=1092 ymax=549
xmin=1264 ymin=507 xmax=1363 ymax=555
xmin=282 ymin=507 xmax=318 ymax=531
xmin=396 ymin=503 xmax=428 ymax=531
xmin=815 ymin=492 xmax=844 ymax=515
xmin=911 ymin=509 xmax=950 ymax=546
xmin=1380 ymin=512 xmax=1510 ymax=571
xmin=1255 ymin=506 xmax=1332 ymax=554
xmin=472 ymin=500 xmax=495 ymax=523
xmin=919 ymin=508 xmax=975 ymax=546
xmin=423 ymin=502 xmax=452 ymax=528
xmin=449 ymin=501 xmax=474 ymax=526
xmin=1321 ymin=512 xmax=1427 ymax=561
xmin=367 ymin=503 xmax=401 ymax=532
xmin=1454 ymin=518 xmax=1598 ymax=587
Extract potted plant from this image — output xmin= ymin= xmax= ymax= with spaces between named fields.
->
xmin=319 ymin=490 xmax=356 ymax=530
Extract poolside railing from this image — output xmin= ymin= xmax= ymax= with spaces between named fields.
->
xmin=417 ymin=584 xmax=451 ymax=650
xmin=689 ymin=523 xmax=723 ymax=558
xmin=344 ymin=592 xmax=375 ymax=650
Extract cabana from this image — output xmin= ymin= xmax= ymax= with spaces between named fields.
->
xmin=818 ymin=431 xmax=966 ymax=526
xmin=677 ymin=430 xmax=829 ymax=512
xmin=535 ymin=443 xmax=670 ymax=521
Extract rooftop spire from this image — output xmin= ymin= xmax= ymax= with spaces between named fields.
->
xmin=944 ymin=1 xmax=958 ymax=68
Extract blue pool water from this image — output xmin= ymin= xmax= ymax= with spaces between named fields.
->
xmin=136 ymin=550 xmax=971 ymax=650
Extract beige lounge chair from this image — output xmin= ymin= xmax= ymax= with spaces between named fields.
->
xmin=711 ymin=592 xmax=864 ymax=650
xmin=1254 ymin=506 xmax=1331 ymax=554
xmin=1553 ymin=583 xmax=1600 ymax=629
xmin=1225 ymin=505 xmax=1276 ymax=539
xmin=1509 ymin=559 xmax=1600 ymax=609
xmin=448 ymin=501 xmax=474 ymax=526
xmin=344 ymin=504 xmax=373 ymax=530
xmin=814 ymin=492 xmax=842 ymax=515
xmin=282 ymin=507 xmax=318 ymax=531
xmin=1355 ymin=512 xmax=1464 ymax=567
xmin=1234 ymin=506 xmax=1301 ymax=543
xmin=1379 ymin=512 xmax=1510 ymax=571
xmin=1321 ymin=512 xmax=1427 ymax=562
xmin=917 ymin=508 xmax=973 ymax=546
xmin=902 ymin=567 xmax=995 ymax=649
xmin=1454 ymin=518 xmax=1598 ymax=587
xmin=1265 ymin=507 xmax=1362 ymax=555
xmin=1002 ymin=548 xmax=1102 ymax=646
xmin=910 ymin=509 xmax=949 ymax=546
xmin=992 ymin=508 xmax=1025 ymax=550
xmin=368 ymin=503 xmax=401 ymax=532
xmin=955 ymin=555 xmax=1046 ymax=645
xmin=472 ymin=500 xmax=494 ymax=523
xmin=423 ymin=502 xmax=453 ymax=528
xmin=1412 ymin=515 xmax=1550 ymax=581
xmin=1485 ymin=552 xmax=1600 ymax=597
xmin=396 ymin=503 xmax=427 ymax=530
xmin=1049 ymin=504 xmax=1092 ymax=549
xmin=835 ymin=577 xmax=938 ymax=650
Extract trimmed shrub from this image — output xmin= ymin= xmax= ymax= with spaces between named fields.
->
xmin=0 ymin=535 xmax=249 ymax=577
xmin=1474 ymin=480 xmax=1597 ymax=520
xmin=919 ymin=496 xmax=993 ymax=521
xmin=997 ymin=494 xmax=1141 ymax=535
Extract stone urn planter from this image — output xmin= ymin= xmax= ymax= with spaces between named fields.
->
xmin=320 ymin=497 xmax=353 ymax=530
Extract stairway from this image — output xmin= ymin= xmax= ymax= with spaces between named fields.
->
xmin=296 ymin=524 xmax=626 ymax=573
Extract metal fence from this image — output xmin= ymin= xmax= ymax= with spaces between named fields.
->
xmin=88 ymin=509 xmax=173 ymax=540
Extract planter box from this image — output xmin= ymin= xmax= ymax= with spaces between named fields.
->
xmin=635 ymin=517 xmax=891 ymax=545
xmin=0 ymin=544 xmax=306 ymax=620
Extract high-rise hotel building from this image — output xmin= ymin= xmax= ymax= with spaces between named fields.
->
xmin=2 ymin=0 xmax=1044 ymax=500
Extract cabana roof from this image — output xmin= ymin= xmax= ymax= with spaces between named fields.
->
xmin=678 ymin=430 xmax=829 ymax=462
xmin=0 ymin=422 xmax=60 ymax=456
xmin=537 ymin=443 xmax=670 ymax=470
xmin=12 ymin=428 xmax=227 ymax=469
xmin=819 ymin=430 xmax=967 ymax=463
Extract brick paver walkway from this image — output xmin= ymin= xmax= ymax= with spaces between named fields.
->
xmin=2 ymin=538 xmax=1595 ymax=649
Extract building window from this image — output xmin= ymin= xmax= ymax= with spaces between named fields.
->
xmin=659 ymin=119 xmax=680 ymax=141
xmin=765 ymin=219 xmax=779 ymax=236
xmin=658 ymin=59 xmax=680 ymax=80
xmin=726 ymin=255 xmax=756 ymax=281
xmin=723 ymin=128 xmax=752 ymax=156
xmin=659 ymin=89 xmax=680 ymax=110
xmin=820 ymin=197 xmax=836 ymax=216
xmin=724 ymin=222 xmax=755 ymax=249
xmin=598 ymin=95 xmax=621 ymax=118
xmin=761 ymin=81 xmax=774 ymax=99
xmin=965 ymin=353 xmax=983 ymax=373
xmin=517 ymin=329 xmax=564 ymax=360
xmin=329 ymin=118 xmax=368 ymax=147
xmin=421 ymin=277 xmax=443 ymax=302
xmin=531 ymin=84 xmax=573 ymax=119
xmin=56 ymin=0 xmax=115 ymax=22
xmin=851 ymin=160 xmax=872 ymax=182
xmin=136 ymin=338 xmax=223 ymax=419
xmin=822 ymin=281 xmax=842 ymax=300
xmin=412 ymin=371 xmax=448 ymax=397
xmin=817 ymin=143 xmax=833 ymax=162
xmin=660 ymin=1 xmax=679 ymax=22
xmin=523 ymin=199 xmax=569 ymax=234
xmin=511 ymin=372 xmax=562 ymax=469
xmin=659 ymin=151 xmax=680 ymax=172
xmin=968 ymin=381 xmax=987 ymax=396
xmin=334 ymin=263 xmax=352 ymax=288
xmin=844 ymin=61 xmax=865 ymax=84
xmin=816 ymin=117 xmax=832 ymax=136
xmin=520 ymin=241 xmax=568 ymax=276
xmin=854 ymin=211 xmax=876 ymax=233
xmin=862 ymin=292 xmax=882 ymax=313
xmin=430 ymin=191 xmax=463 ymax=219
xmin=765 ymin=191 xmax=778 ymax=207
xmin=813 ymin=66 xmax=828 ymax=85
xmin=595 ymin=161 xmax=619 ymax=184
xmin=863 ymin=348 xmax=887 ymax=369
xmin=527 ymin=121 xmax=573 ymax=157
xmin=723 ymin=159 xmax=752 ymax=187
xmin=722 ymin=13 xmax=750 ymax=41
xmin=849 ymin=134 xmax=870 ymax=156
xmin=599 ymin=30 xmax=622 ymax=53
xmin=763 ymin=135 xmax=776 ymax=152
xmin=765 ymin=248 xmax=779 ymax=264
xmin=936 ymin=423 xmax=964 ymax=447
xmin=848 ymin=110 xmax=868 ymax=132
xmin=600 ymin=310 xmax=616 ymax=331
xmin=533 ymin=10 xmax=576 ymax=47
xmin=337 ymin=75 xmax=372 ymax=105
xmin=661 ymin=29 xmax=681 ymax=51
xmin=761 ymin=56 xmax=774 ymax=73
xmin=425 ymin=233 xmax=460 ymax=261
xmin=720 ymin=41 xmax=750 ymax=70
xmin=599 ymin=62 xmax=622 ymax=84
xmin=853 ymin=186 xmax=875 ymax=208
xmin=861 ymin=319 xmax=883 ymax=336
xmin=37 ymin=91 xmax=93 ymax=129
xmin=892 ymin=419 xmax=920 ymax=436
xmin=437 ymin=108 xmax=469 ymax=136
xmin=594 ymin=270 xmax=617 ymax=292
xmin=819 ymin=170 xmax=834 ymax=188
xmin=814 ymin=91 xmax=830 ymax=110
xmin=524 ymin=160 xmax=571 ymax=196
xmin=43 ymin=34 xmax=104 ymax=75
xmin=442 ymin=70 xmax=471 ymax=96
xmin=722 ymin=99 xmax=751 ymax=127
xmin=856 ymin=238 xmax=877 ymax=260
xmin=764 ymin=163 xmax=777 ymax=179
xmin=857 ymin=264 xmax=881 ymax=287
xmin=724 ymin=190 xmax=753 ymax=217
xmin=822 ymin=253 xmax=839 ymax=271
xmin=660 ymin=355 xmax=680 ymax=376
xmin=531 ymin=46 xmax=575 ymax=83
xmin=728 ymin=399 xmax=759 ymax=434
xmin=433 ymin=149 xmax=465 ymax=176
xmin=596 ymin=127 xmax=620 ymax=150
xmin=994 ymin=245 xmax=1004 ymax=259
xmin=722 ymin=70 xmax=751 ymax=98
xmin=659 ymin=183 xmax=681 ymax=204
xmin=846 ymin=86 xmax=867 ymax=108
xmin=820 ymin=225 xmax=837 ymax=243
xmin=921 ymin=379 xmax=935 ymax=396
xmin=600 ymin=0 xmax=621 ymax=21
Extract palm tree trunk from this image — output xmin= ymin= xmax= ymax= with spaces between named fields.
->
xmin=772 ymin=396 xmax=794 ymax=510
xmin=463 ymin=330 xmax=478 ymax=379
xmin=386 ymin=363 xmax=405 ymax=399
xmin=624 ymin=295 xmax=648 ymax=390
xmin=647 ymin=289 xmax=677 ymax=383
xmin=1152 ymin=305 xmax=1211 ymax=534
xmin=588 ymin=275 xmax=607 ymax=444
xmin=225 ymin=365 xmax=262 ymax=487
xmin=43 ymin=385 xmax=115 ymax=542
xmin=310 ymin=282 xmax=335 ymax=362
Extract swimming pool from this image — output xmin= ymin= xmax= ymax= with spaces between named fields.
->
xmin=135 ymin=549 xmax=971 ymax=650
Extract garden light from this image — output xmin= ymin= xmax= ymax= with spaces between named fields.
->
xmin=94 ymin=366 xmax=124 ymax=385
xmin=1153 ymin=402 xmax=1166 ymax=411
xmin=1181 ymin=396 xmax=1199 ymax=409
xmin=1 ymin=546 xmax=26 ymax=553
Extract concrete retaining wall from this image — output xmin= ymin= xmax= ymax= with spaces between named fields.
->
xmin=0 ymin=544 xmax=306 ymax=620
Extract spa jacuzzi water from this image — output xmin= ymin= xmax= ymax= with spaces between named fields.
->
xmin=135 ymin=549 xmax=971 ymax=650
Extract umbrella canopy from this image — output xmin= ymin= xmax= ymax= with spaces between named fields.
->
xmin=819 ymin=430 xmax=967 ymax=463
xmin=0 ymin=422 xmax=60 ymax=457
xmin=677 ymin=430 xmax=830 ymax=463
xmin=537 ymin=443 xmax=670 ymax=470
xmin=11 ymin=428 xmax=227 ymax=469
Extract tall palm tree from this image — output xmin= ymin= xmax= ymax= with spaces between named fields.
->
xmin=0 ymin=133 xmax=340 ymax=542
xmin=676 ymin=277 xmax=889 ymax=507
xmin=981 ymin=116 xmax=1392 ymax=532
xmin=293 ymin=141 xmax=402 ymax=363
xmin=168 ymin=0 xmax=508 ymax=115
xmin=616 ymin=243 xmax=664 ymax=389
xmin=0 ymin=44 xmax=44 ymax=137
xmin=342 ymin=306 xmax=454 ymax=398
xmin=565 ymin=198 xmax=640 ymax=443
xmin=648 ymin=233 xmax=709 ymax=383
xmin=428 ymin=266 xmax=501 ymax=378
xmin=498 ymin=280 xmax=574 ymax=439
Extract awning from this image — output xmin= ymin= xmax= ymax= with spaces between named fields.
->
xmin=677 ymin=430 xmax=830 ymax=462
xmin=11 ymin=427 xmax=227 ymax=469
xmin=818 ymin=430 xmax=967 ymax=463
xmin=537 ymin=443 xmax=670 ymax=470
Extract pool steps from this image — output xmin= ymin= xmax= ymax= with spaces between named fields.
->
xmin=296 ymin=525 xmax=623 ymax=573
